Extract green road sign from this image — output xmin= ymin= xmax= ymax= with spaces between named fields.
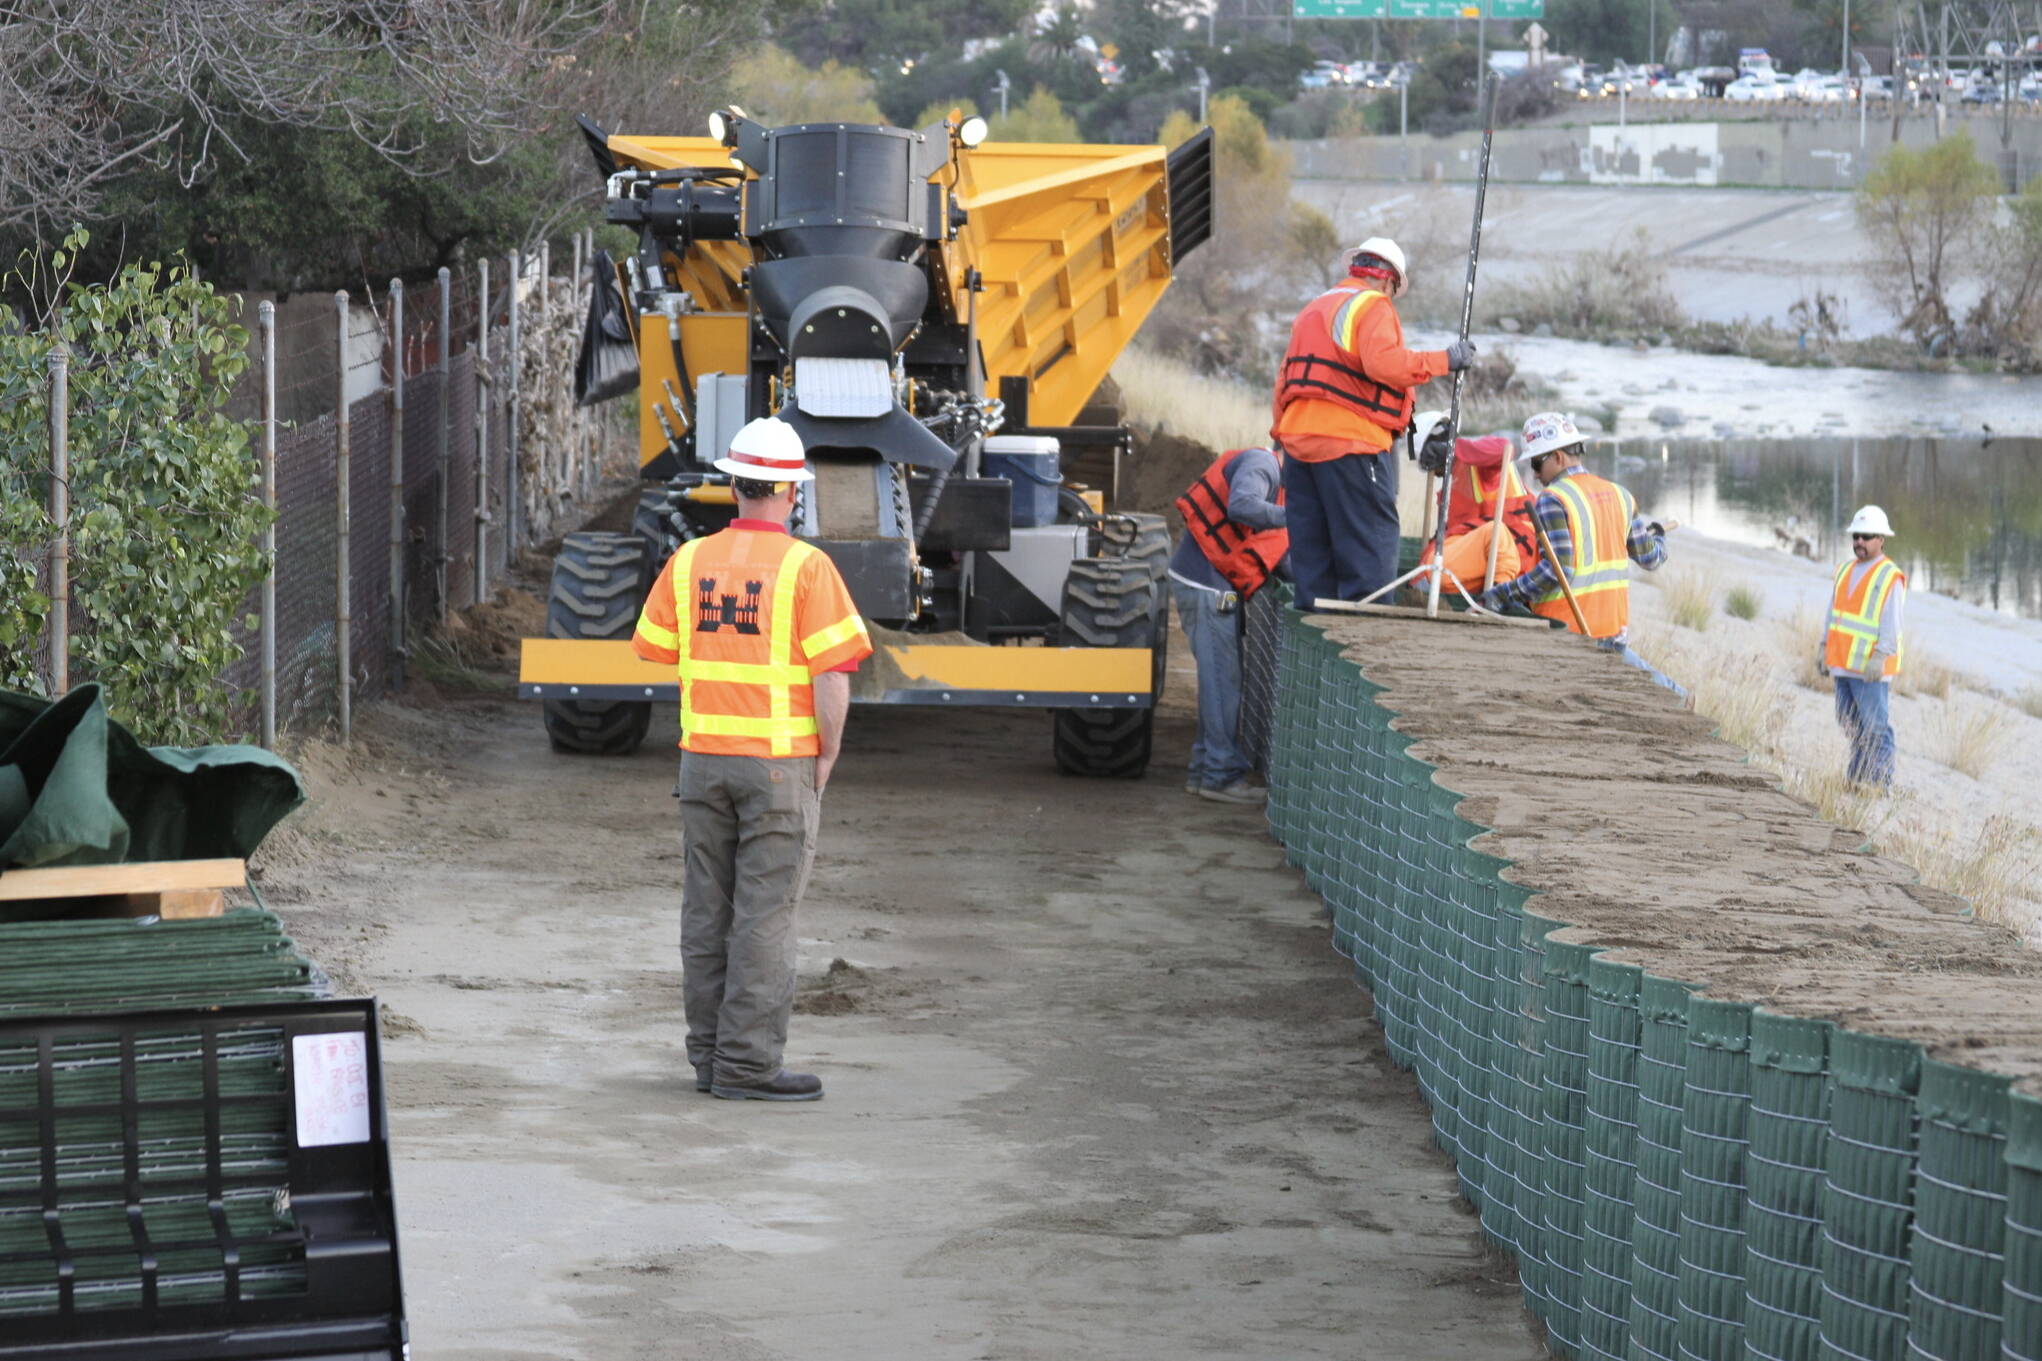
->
xmin=1293 ymin=0 xmax=1543 ymax=16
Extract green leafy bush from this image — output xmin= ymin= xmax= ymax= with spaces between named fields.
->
xmin=0 ymin=230 xmax=271 ymax=745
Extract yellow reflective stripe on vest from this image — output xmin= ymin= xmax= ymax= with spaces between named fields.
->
xmin=635 ymin=617 xmax=679 ymax=651
xmin=685 ymin=660 xmax=811 ymax=685
xmin=1330 ymin=288 xmax=1387 ymax=352
xmin=802 ymin=614 xmax=865 ymax=658
xmin=684 ymin=712 xmax=819 ymax=739
xmin=767 ymin=542 xmax=813 ymax=756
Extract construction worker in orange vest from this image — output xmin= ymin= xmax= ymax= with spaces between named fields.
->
xmin=1170 ymin=446 xmax=1288 ymax=803
xmin=1822 ymin=505 xmax=1905 ymax=787
xmin=1271 ymin=236 xmax=1476 ymax=608
xmin=1409 ymin=409 xmax=1538 ymax=594
xmin=630 ymin=416 xmax=873 ymax=1102
xmin=1478 ymin=412 xmax=1684 ymax=695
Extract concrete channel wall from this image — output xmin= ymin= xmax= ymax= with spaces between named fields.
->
xmin=1290 ymin=113 xmax=2042 ymax=190
xmin=1244 ymin=596 xmax=2042 ymax=1361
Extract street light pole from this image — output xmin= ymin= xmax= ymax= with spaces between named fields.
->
xmin=1841 ymin=0 xmax=1851 ymax=74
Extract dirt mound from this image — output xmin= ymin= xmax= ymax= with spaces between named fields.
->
xmin=1315 ymin=613 xmax=2042 ymax=1079
xmin=1126 ymin=429 xmax=1217 ymax=515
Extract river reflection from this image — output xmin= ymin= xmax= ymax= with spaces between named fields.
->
xmin=1573 ymin=437 xmax=2042 ymax=621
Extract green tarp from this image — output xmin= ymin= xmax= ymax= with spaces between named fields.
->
xmin=0 ymin=685 xmax=302 ymax=871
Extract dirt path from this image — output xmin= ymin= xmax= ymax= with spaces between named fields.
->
xmin=262 ymin=693 xmax=1542 ymax=1361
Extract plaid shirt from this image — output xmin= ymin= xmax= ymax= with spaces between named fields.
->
xmin=1490 ymin=466 xmax=1666 ymax=610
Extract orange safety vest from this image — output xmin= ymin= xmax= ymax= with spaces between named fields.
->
xmin=1274 ymin=285 xmax=1416 ymax=436
xmin=1824 ymin=555 xmax=1906 ymax=677
xmin=1444 ymin=450 xmax=1539 ymax=562
xmin=631 ymin=526 xmax=872 ymax=757
xmin=1173 ymin=450 xmax=1290 ymax=596
xmin=1530 ymin=471 xmax=1636 ymax=640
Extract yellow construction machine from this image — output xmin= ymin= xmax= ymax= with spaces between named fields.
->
xmin=518 ymin=109 xmax=1213 ymax=774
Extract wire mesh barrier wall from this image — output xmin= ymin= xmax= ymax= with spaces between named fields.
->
xmin=1249 ymin=601 xmax=2040 ymax=1361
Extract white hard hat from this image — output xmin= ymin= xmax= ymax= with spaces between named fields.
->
xmin=714 ymin=415 xmax=813 ymax=483
xmin=1348 ymin=236 xmax=1409 ymax=294
xmin=1520 ymin=411 xmax=1583 ymax=463
xmin=1410 ymin=409 xmax=1450 ymax=450
xmin=1847 ymin=504 xmax=1894 ymax=537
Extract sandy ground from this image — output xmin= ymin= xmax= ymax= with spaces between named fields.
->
xmin=1625 ymin=529 xmax=2042 ymax=944
xmin=257 ymin=683 xmax=1543 ymax=1360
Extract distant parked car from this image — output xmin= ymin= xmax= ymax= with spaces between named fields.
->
xmin=1312 ymin=59 xmax=1349 ymax=86
xmin=1861 ymin=75 xmax=1895 ymax=100
xmin=1961 ymin=83 xmax=2005 ymax=104
xmin=1801 ymin=76 xmax=1849 ymax=103
xmin=1298 ymin=69 xmax=1333 ymax=90
xmin=1725 ymin=75 xmax=1788 ymax=102
xmin=1649 ymin=74 xmax=1702 ymax=100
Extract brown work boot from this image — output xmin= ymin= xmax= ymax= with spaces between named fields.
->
xmin=711 ymin=1070 xmax=824 ymax=1102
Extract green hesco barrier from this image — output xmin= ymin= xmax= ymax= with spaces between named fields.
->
xmin=1907 ymin=1060 xmax=2011 ymax=1360
xmin=2006 ymin=1090 xmax=2042 ymax=1361
xmin=1821 ymin=1031 xmax=1921 ymax=1361
xmin=1632 ymin=976 xmax=1697 ymax=1361
xmin=1746 ymin=1011 xmax=1834 ymax=1361
xmin=1680 ymin=997 xmax=1756 ymax=1361
xmin=1581 ymin=957 xmax=1644 ymax=1361
xmin=1257 ymin=609 xmax=2035 ymax=1361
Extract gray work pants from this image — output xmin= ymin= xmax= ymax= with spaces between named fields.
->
xmin=677 ymin=752 xmax=820 ymax=1086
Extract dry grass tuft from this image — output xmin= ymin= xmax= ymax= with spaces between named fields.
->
xmin=1893 ymin=651 xmax=1959 ymax=701
xmin=1723 ymin=583 xmax=1762 ymax=621
xmin=1663 ymin=570 xmax=1718 ymax=632
xmin=1925 ymin=699 xmax=2015 ymax=779
xmin=1111 ymin=347 xmax=1270 ymax=453
xmin=1686 ymin=651 xmax=1786 ymax=756
xmin=1775 ymin=609 xmax=1831 ymax=690
xmin=2019 ymin=686 xmax=2042 ymax=719
xmin=1879 ymin=814 xmax=2042 ymax=928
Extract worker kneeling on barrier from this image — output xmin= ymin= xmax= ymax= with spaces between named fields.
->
xmin=630 ymin=416 xmax=874 ymax=1102
xmin=1171 ymin=445 xmax=1290 ymax=804
xmin=1408 ymin=409 xmax=1537 ymax=593
xmin=1478 ymin=412 xmax=1683 ymax=696
xmin=1823 ymin=504 xmax=1906 ymax=788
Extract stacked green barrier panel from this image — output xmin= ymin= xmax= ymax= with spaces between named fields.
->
xmin=1631 ymin=976 xmax=1698 ymax=1361
xmin=1265 ymin=606 xmax=1303 ymax=851
xmin=2005 ymin=1089 xmax=2042 ymax=1361
xmin=1352 ymin=662 xmax=1397 ymax=996
xmin=1447 ymin=841 xmax=1505 ymax=1212
xmin=1746 ymin=1011 xmax=1835 ymax=1361
xmin=1581 ymin=957 xmax=1645 ymax=1361
xmin=1481 ymin=874 xmax=1535 ymax=1265
xmin=1540 ymin=935 xmax=1602 ymax=1356
xmin=1820 ymin=1031 xmax=1922 ymax=1361
xmin=0 ymin=913 xmax=322 ymax=1014
xmin=1411 ymin=776 xmax=1458 ymax=1161
xmin=1295 ymin=632 xmax=1340 ymax=898
xmin=1906 ymin=1059 xmax=2011 ymax=1361
xmin=1383 ymin=733 xmax=1432 ymax=1075
xmin=1679 ymin=997 xmax=1756 ymax=1361
xmin=1514 ymin=910 xmax=1564 ymax=1327
xmin=1322 ymin=678 xmax=1365 ymax=968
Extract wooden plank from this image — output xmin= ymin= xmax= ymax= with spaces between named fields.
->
xmin=1306 ymin=601 xmax=1549 ymax=629
xmin=0 ymin=858 xmax=246 ymax=903
xmin=123 ymin=888 xmax=229 ymax=920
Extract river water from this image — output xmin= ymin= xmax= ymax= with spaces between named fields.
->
xmin=1569 ymin=436 xmax=2042 ymax=621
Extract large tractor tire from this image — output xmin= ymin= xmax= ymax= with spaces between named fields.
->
xmin=631 ymin=489 xmax=679 ymax=567
xmin=1052 ymin=557 xmax=1169 ymax=778
xmin=542 ymin=531 xmax=653 ymax=755
xmin=1095 ymin=511 xmax=1172 ymax=583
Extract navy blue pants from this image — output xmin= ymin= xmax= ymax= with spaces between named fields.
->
xmin=1281 ymin=450 xmax=1400 ymax=610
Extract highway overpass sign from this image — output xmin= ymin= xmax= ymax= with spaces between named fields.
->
xmin=1293 ymin=1 xmax=1545 ymax=16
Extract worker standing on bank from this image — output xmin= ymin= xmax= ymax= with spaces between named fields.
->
xmin=1170 ymin=445 xmax=1289 ymax=804
xmin=1271 ymin=237 xmax=1475 ymax=608
xmin=1823 ymin=506 xmax=1906 ymax=788
xmin=1479 ymin=413 xmax=1678 ymax=689
xmin=631 ymin=416 xmax=873 ymax=1103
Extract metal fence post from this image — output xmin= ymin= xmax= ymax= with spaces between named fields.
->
xmin=583 ymin=228 xmax=598 ymax=498
xmin=571 ymin=230 xmax=586 ymax=500
xmin=388 ymin=278 xmax=406 ymax=690
xmin=46 ymin=345 xmax=68 ymax=698
xmin=538 ymin=239 xmax=552 ymax=504
xmin=475 ymin=256 xmax=490 ymax=605
xmin=506 ymin=247 xmax=521 ymax=557
xmin=258 ymin=301 xmax=277 ymax=747
xmin=335 ymin=289 xmax=352 ymax=744
xmin=436 ymin=266 xmax=451 ymax=623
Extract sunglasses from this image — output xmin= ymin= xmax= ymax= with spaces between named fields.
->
xmin=1851 ymin=533 xmax=1879 ymax=541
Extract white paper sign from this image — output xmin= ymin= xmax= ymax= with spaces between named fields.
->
xmin=292 ymin=1032 xmax=371 ymax=1147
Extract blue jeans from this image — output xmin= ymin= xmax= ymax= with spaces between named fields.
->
xmin=1281 ymin=451 xmax=1400 ymax=609
xmin=1172 ymin=578 xmax=1250 ymax=789
xmin=1597 ymin=637 xmax=1690 ymax=700
xmin=1834 ymin=675 xmax=1895 ymax=786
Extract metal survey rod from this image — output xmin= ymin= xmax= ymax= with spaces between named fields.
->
xmin=1426 ymin=71 xmax=1499 ymax=620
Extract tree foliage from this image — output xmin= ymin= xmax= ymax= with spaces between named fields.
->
xmin=731 ymin=44 xmax=887 ymax=125
xmin=990 ymin=88 xmax=1083 ymax=143
xmin=782 ymin=0 xmax=1035 ymax=68
xmin=0 ymin=232 xmax=271 ymax=744
xmin=1857 ymin=133 xmax=2002 ymax=350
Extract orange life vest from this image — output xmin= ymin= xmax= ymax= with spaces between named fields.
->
xmin=1443 ymin=446 xmax=1539 ymax=562
xmin=631 ymin=526 xmax=871 ymax=757
xmin=1529 ymin=471 xmax=1636 ymax=640
xmin=1824 ymin=555 xmax=1906 ymax=677
xmin=1174 ymin=450 xmax=1290 ymax=596
xmin=1274 ymin=285 xmax=1416 ymax=436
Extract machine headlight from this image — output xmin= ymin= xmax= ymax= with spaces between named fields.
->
xmin=958 ymin=116 xmax=990 ymax=147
